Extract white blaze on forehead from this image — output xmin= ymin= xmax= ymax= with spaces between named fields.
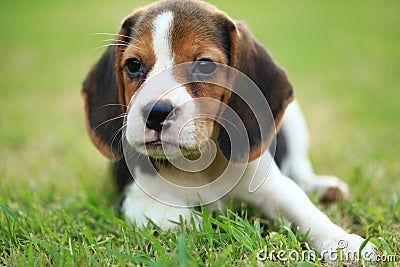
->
xmin=150 ymin=11 xmax=174 ymax=76
xmin=125 ymin=10 xmax=197 ymax=151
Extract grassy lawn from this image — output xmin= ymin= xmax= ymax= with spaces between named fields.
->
xmin=1 ymin=0 xmax=399 ymax=266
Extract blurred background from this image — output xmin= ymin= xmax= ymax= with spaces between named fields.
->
xmin=1 ymin=0 xmax=399 ymax=205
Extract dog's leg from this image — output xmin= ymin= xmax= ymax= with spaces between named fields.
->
xmin=233 ymin=154 xmax=377 ymax=263
xmin=121 ymin=182 xmax=198 ymax=229
xmin=278 ymin=101 xmax=349 ymax=203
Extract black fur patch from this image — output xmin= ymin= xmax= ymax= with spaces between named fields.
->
xmin=270 ymin=129 xmax=287 ymax=168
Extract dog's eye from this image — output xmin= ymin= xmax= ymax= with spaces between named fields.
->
xmin=125 ymin=58 xmax=143 ymax=76
xmin=192 ymin=59 xmax=218 ymax=77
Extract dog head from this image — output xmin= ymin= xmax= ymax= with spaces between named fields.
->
xmin=82 ymin=0 xmax=293 ymax=164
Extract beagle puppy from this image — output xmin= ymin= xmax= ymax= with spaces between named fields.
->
xmin=81 ymin=0 xmax=377 ymax=262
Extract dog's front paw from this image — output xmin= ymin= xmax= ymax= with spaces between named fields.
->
xmin=319 ymin=234 xmax=378 ymax=264
xmin=124 ymin=203 xmax=191 ymax=229
xmin=312 ymin=175 xmax=349 ymax=203
xmin=121 ymin=186 xmax=198 ymax=229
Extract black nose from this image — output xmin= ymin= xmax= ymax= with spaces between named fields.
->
xmin=142 ymin=102 xmax=175 ymax=132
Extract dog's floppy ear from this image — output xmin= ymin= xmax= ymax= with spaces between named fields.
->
xmin=218 ymin=20 xmax=294 ymax=163
xmin=82 ymin=45 xmax=123 ymax=160
xmin=81 ymin=13 xmax=141 ymax=160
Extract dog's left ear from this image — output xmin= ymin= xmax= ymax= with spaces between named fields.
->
xmin=217 ymin=18 xmax=294 ymax=163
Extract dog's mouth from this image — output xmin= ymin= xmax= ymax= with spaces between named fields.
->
xmin=133 ymin=139 xmax=201 ymax=159
xmin=145 ymin=140 xmax=163 ymax=147
xmin=143 ymin=139 xmax=173 ymax=155
xmin=138 ymin=139 xmax=178 ymax=158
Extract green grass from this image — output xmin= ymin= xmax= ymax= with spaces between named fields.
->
xmin=1 ymin=0 xmax=399 ymax=266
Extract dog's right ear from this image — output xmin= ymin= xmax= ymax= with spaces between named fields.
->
xmin=81 ymin=45 xmax=123 ymax=160
xmin=81 ymin=12 xmax=141 ymax=161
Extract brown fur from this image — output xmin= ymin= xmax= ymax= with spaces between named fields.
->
xmin=116 ymin=11 xmax=156 ymax=110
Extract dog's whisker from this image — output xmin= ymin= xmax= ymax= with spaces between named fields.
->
xmin=99 ymin=103 xmax=129 ymax=109
xmin=91 ymin=33 xmax=143 ymax=51
xmin=93 ymin=32 xmax=144 ymax=50
xmin=99 ymin=39 xmax=131 ymax=45
xmin=93 ymin=114 xmax=127 ymax=132
xmin=113 ymin=39 xmax=133 ymax=46
xmin=111 ymin=123 xmax=127 ymax=152
xmin=96 ymin=43 xmax=141 ymax=51
xmin=104 ymin=43 xmax=129 ymax=48
xmin=93 ymin=43 xmax=129 ymax=51
xmin=91 ymin=32 xmax=134 ymax=40
xmin=128 ymin=27 xmax=147 ymax=47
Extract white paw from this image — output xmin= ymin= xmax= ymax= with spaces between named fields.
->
xmin=312 ymin=175 xmax=349 ymax=203
xmin=124 ymin=201 xmax=193 ymax=229
xmin=121 ymin=183 xmax=201 ymax=230
xmin=319 ymin=234 xmax=378 ymax=263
